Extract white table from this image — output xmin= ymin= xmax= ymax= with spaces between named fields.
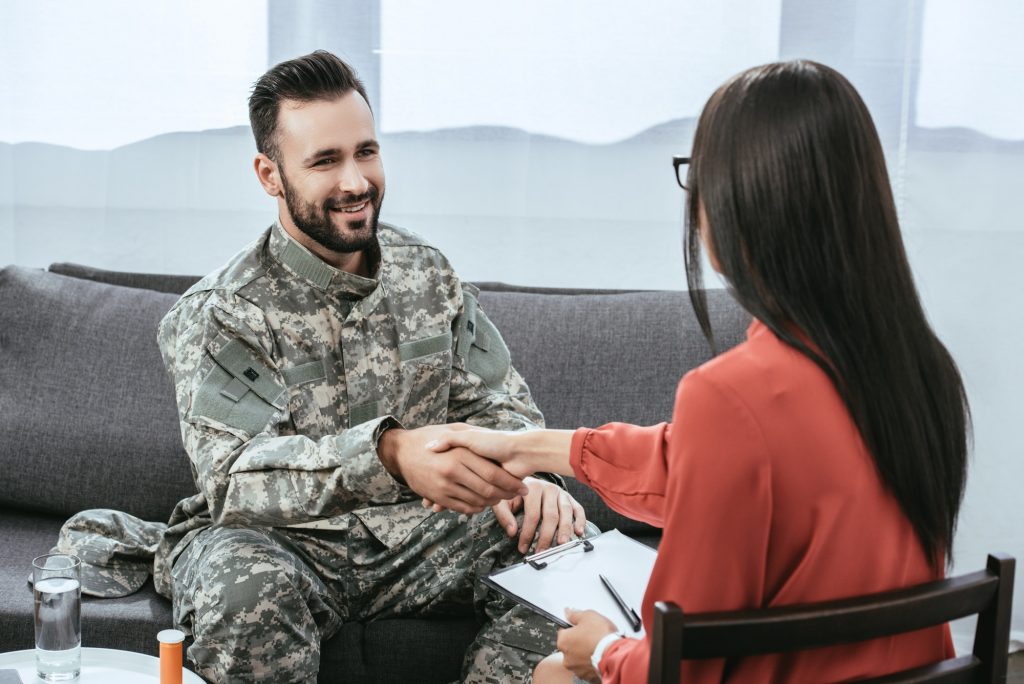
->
xmin=0 ymin=647 xmax=205 ymax=683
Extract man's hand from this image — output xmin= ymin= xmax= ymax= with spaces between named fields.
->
xmin=556 ymin=608 xmax=619 ymax=683
xmin=491 ymin=476 xmax=587 ymax=554
xmin=378 ymin=424 xmax=528 ymax=515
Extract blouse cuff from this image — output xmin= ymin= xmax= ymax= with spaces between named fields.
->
xmin=598 ymin=635 xmax=635 ymax=678
xmin=569 ymin=427 xmax=593 ymax=486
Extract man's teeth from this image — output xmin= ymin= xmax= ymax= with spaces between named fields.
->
xmin=336 ymin=202 xmax=366 ymax=213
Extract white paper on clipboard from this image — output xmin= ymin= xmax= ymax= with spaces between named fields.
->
xmin=483 ymin=529 xmax=657 ymax=637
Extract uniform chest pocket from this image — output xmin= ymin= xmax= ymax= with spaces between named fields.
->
xmin=397 ymin=332 xmax=452 ymax=427
xmin=282 ymin=357 xmax=334 ymax=437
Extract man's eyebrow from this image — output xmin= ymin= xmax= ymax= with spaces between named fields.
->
xmin=302 ymin=148 xmax=342 ymax=165
xmin=302 ymin=141 xmax=379 ymax=165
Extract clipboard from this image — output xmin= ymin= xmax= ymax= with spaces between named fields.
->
xmin=482 ymin=529 xmax=657 ymax=636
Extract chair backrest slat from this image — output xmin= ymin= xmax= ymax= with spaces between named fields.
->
xmin=971 ymin=554 xmax=1015 ymax=682
xmin=647 ymin=554 xmax=1014 ymax=684
xmin=679 ymin=571 xmax=997 ymax=658
xmin=859 ymin=655 xmax=980 ymax=684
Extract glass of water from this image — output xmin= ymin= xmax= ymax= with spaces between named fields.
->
xmin=32 ymin=553 xmax=82 ymax=681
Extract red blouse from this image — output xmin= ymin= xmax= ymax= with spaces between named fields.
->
xmin=570 ymin=319 xmax=952 ymax=683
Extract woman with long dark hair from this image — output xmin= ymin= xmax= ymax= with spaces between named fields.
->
xmin=429 ymin=60 xmax=970 ymax=682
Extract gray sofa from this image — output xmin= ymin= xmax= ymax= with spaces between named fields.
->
xmin=0 ymin=262 xmax=750 ymax=682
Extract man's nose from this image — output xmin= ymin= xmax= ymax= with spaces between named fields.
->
xmin=337 ymin=159 xmax=369 ymax=196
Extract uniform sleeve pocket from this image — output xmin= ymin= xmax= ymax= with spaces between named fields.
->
xmin=466 ymin=311 xmax=511 ymax=390
xmin=190 ymin=338 xmax=287 ymax=437
xmin=453 ymin=290 xmax=512 ymax=391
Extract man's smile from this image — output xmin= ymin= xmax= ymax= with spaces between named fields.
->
xmin=332 ymin=200 xmax=368 ymax=214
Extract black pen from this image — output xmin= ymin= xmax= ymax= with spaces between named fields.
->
xmin=599 ymin=573 xmax=641 ymax=632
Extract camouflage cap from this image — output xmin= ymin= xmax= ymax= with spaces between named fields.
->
xmin=47 ymin=509 xmax=167 ymax=598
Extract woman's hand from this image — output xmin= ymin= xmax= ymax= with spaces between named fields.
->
xmin=426 ymin=427 xmax=575 ymax=478
xmin=378 ymin=423 xmax=527 ymax=513
xmin=556 ymin=608 xmax=619 ymax=682
xmin=426 ymin=428 xmax=537 ymax=478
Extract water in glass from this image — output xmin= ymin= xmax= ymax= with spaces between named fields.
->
xmin=33 ymin=576 xmax=81 ymax=681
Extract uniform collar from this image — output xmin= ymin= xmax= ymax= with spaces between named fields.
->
xmin=267 ymin=221 xmax=381 ymax=298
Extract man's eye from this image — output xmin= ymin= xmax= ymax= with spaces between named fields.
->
xmin=357 ymin=149 xmax=378 ymax=159
xmin=314 ymin=158 xmax=335 ymax=166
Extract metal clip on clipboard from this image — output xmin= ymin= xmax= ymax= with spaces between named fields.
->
xmin=483 ymin=530 xmax=656 ymax=634
xmin=525 ymin=538 xmax=594 ymax=570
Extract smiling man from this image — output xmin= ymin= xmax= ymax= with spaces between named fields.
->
xmin=266 ymin=89 xmax=383 ymax=269
xmin=146 ymin=51 xmax=589 ymax=681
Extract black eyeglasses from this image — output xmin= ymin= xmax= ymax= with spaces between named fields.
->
xmin=672 ymin=156 xmax=691 ymax=190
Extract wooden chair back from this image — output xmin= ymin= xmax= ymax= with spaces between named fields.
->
xmin=649 ymin=553 xmax=1015 ymax=684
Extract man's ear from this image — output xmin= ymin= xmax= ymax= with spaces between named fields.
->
xmin=254 ymin=153 xmax=282 ymax=198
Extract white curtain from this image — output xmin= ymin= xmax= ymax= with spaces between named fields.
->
xmin=2 ymin=0 xmax=1022 ymax=652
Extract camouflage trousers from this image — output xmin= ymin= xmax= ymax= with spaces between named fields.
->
xmin=170 ymin=508 xmax=558 ymax=684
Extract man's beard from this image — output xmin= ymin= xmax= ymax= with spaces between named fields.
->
xmin=280 ymin=172 xmax=382 ymax=254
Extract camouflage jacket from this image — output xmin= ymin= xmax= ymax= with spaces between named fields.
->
xmin=148 ymin=221 xmax=544 ymax=596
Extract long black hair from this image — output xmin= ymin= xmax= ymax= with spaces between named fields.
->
xmin=683 ymin=60 xmax=969 ymax=567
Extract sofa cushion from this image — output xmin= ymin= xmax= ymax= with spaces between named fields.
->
xmin=0 ymin=510 xmax=68 ymax=652
xmin=0 ymin=509 xmax=179 ymax=654
xmin=0 ymin=267 xmax=195 ymax=521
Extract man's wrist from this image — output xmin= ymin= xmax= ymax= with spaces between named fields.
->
xmin=376 ymin=424 xmax=406 ymax=483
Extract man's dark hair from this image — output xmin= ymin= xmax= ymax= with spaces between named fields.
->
xmin=684 ymin=60 xmax=970 ymax=569
xmin=249 ymin=50 xmax=371 ymax=162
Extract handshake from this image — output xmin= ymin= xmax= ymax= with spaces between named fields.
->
xmin=377 ymin=424 xmax=581 ymax=553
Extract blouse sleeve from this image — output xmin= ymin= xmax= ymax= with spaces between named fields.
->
xmin=595 ymin=369 xmax=773 ymax=684
xmin=570 ymin=421 xmax=673 ymax=526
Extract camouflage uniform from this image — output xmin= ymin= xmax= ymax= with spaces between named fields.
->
xmin=82 ymin=221 xmax=561 ymax=682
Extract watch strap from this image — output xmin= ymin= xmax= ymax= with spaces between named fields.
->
xmin=590 ymin=631 xmax=626 ymax=671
